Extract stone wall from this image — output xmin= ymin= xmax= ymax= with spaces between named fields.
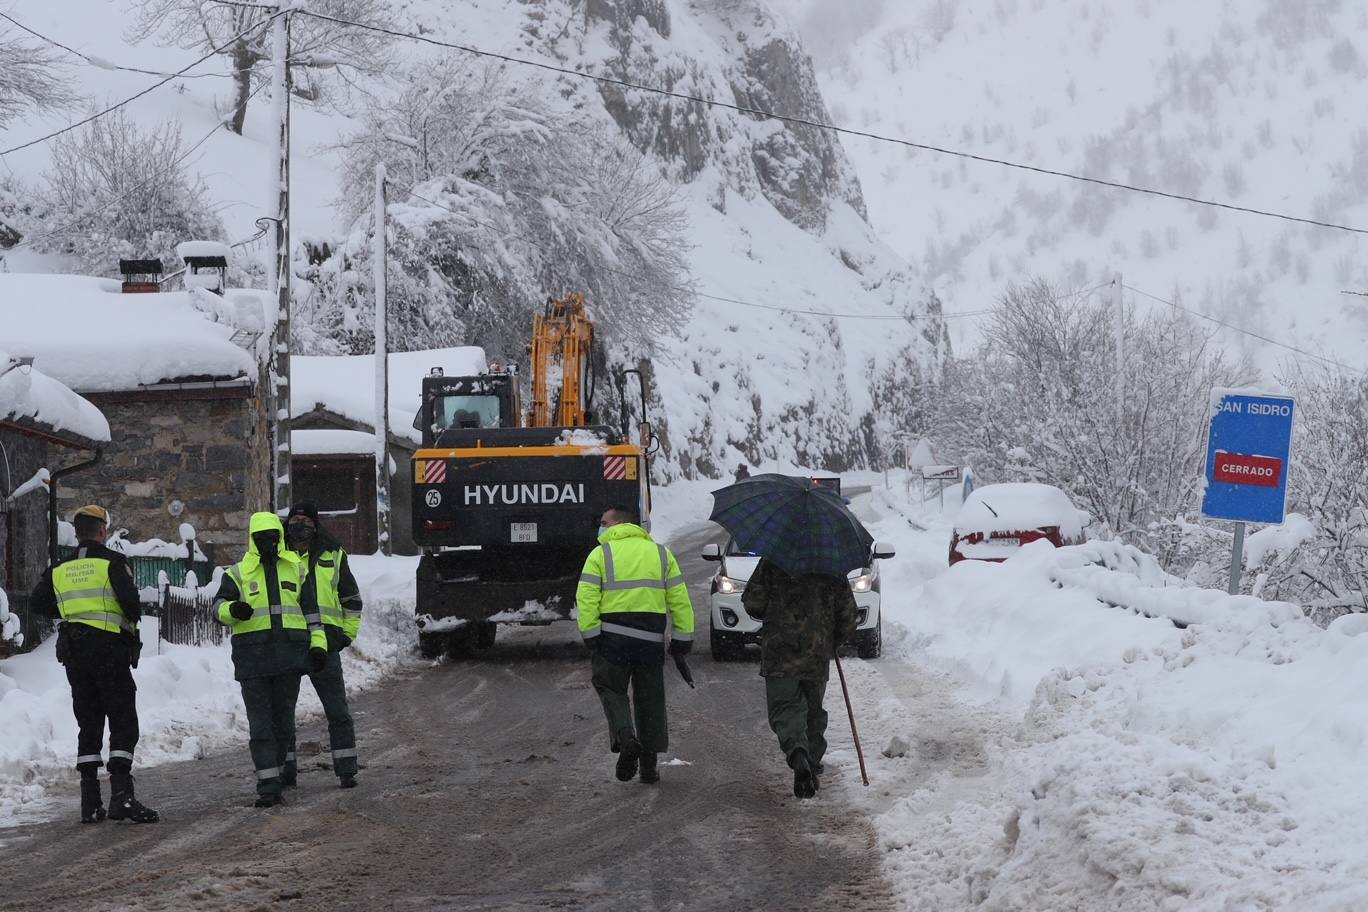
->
xmin=0 ymin=429 xmax=54 ymax=596
xmin=58 ymin=389 xmax=271 ymax=565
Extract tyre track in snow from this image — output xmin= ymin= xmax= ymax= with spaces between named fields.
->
xmin=0 ymin=521 xmax=895 ymax=912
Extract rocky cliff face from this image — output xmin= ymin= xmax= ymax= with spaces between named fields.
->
xmin=507 ymin=0 xmax=947 ymax=476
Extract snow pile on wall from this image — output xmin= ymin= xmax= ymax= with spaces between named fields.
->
xmin=865 ymin=487 xmax=1368 ymax=908
xmin=0 ymin=555 xmax=420 ymax=823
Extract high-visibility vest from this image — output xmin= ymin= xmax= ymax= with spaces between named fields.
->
xmin=311 ymin=548 xmax=362 ymax=640
xmin=576 ymin=524 xmax=694 ymax=654
xmin=53 ymin=553 xmax=135 ymax=634
xmin=217 ymin=560 xmax=324 ymax=650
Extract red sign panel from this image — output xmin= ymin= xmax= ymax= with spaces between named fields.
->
xmin=1212 ymin=452 xmax=1282 ymax=488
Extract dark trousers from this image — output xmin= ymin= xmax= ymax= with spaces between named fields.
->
xmin=66 ymin=662 xmax=139 ymax=775
xmin=591 ymin=653 xmax=667 ymax=754
xmin=285 ymin=650 xmax=357 ymax=779
xmin=765 ymin=677 xmax=829 ymax=767
xmin=240 ymin=674 xmax=302 ymax=796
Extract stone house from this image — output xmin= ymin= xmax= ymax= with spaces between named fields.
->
xmin=0 ymin=351 xmax=110 ymax=649
xmin=0 ymin=272 xmax=272 ymax=563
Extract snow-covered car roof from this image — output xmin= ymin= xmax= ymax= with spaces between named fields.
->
xmin=954 ymin=483 xmax=1089 ymax=540
xmin=0 ymin=273 xmax=261 ymax=392
xmin=292 ymin=347 xmax=489 ymax=446
xmin=0 ymin=348 xmax=111 ymax=444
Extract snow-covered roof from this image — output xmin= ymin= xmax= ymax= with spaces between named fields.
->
xmin=955 ymin=483 xmax=1089 ymax=539
xmin=0 ymin=274 xmax=262 ymax=392
xmin=293 ymin=428 xmax=381 ymax=456
xmin=175 ymin=240 xmax=232 ymax=261
xmin=292 ymin=347 xmax=489 ymax=445
xmin=0 ymin=348 xmax=111 ymax=444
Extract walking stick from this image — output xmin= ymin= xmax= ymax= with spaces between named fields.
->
xmin=834 ymin=653 xmax=869 ymax=786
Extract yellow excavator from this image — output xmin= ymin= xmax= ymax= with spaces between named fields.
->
xmin=410 ymin=293 xmax=655 ymax=657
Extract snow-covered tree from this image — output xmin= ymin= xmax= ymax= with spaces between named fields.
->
xmin=933 ymin=279 xmax=1253 ymax=555
xmin=37 ymin=109 xmax=225 ymax=275
xmin=126 ymin=1 xmax=392 ymax=134
xmin=0 ymin=17 xmax=74 ymax=127
xmin=299 ymin=61 xmax=691 ymax=363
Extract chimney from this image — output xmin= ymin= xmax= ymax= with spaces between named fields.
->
xmin=119 ymin=258 xmax=163 ymax=293
xmin=177 ymin=240 xmax=232 ymax=296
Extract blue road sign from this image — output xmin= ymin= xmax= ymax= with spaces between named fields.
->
xmin=1201 ymin=391 xmax=1295 ymax=525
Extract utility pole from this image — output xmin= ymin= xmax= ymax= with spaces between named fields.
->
xmin=268 ymin=3 xmax=293 ymax=513
xmin=373 ymin=162 xmax=392 ymax=555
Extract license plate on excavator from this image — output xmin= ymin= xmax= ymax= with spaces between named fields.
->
xmin=510 ymin=522 xmax=538 ymax=543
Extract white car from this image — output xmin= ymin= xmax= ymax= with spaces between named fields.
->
xmin=700 ymin=538 xmax=895 ymax=660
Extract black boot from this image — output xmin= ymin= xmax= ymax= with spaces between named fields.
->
xmin=338 ymin=776 xmax=357 ymax=789
xmin=791 ymin=749 xmax=816 ymax=799
xmin=615 ymin=735 xmax=641 ymax=782
xmin=108 ymin=773 xmax=159 ymax=823
xmin=639 ymin=753 xmax=660 ymax=784
xmin=80 ymin=775 xmax=106 ymax=824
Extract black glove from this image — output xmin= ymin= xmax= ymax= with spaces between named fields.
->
xmin=668 ymin=638 xmax=692 ymax=658
xmin=228 ymin=601 xmax=253 ymax=621
xmin=128 ymin=634 xmax=142 ymax=669
xmin=585 ymin=636 xmax=602 ymax=655
xmin=309 ymin=647 xmax=328 ymax=673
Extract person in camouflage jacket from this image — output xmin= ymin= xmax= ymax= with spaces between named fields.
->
xmin=742 ymin=557 xmax=858 ymax=799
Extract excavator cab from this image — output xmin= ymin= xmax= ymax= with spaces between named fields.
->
xmin=414 ymin=368 xmax=521 ymax=447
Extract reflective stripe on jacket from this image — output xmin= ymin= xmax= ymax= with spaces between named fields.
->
xmin=576 ymin=523 xmax=694 ymax=665
xmin=53 ymin=554 xmax=135 ymax=634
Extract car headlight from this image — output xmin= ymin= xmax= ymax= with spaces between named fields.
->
xmin=851 ymin=571 xmax=875 ymax=593
xmin=717 ymin=575 xmax=742 ymax=594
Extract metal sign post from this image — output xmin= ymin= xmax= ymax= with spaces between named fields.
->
xmin=1200 ymin=390 xmax=1296 ymax=595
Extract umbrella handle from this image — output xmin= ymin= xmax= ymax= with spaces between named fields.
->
xmin=834 ymin=653 xmax=869 ymax=786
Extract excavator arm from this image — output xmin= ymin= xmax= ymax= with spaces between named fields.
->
xmin=528 ymin=292 xmax=594 ymax=427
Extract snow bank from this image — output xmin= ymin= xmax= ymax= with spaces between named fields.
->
xmin=0 ymin=274 xmax=258 ymax=391
xmin=863 ymin=485 xmax=1368 ymax=908
xmin=0 ymin=349 xmax=110 ymax=443
xmin=292 ymin=347 xmax=488 ymax=444
xmin=0 ymin=554 xmax=421 ymax=824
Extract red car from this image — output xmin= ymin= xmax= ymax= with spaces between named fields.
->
xmin=949 ymin=483 xmax=1088 ymax=565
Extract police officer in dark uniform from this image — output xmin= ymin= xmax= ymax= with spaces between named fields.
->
xmin=31 ymin=504 xmax=160 ymax=823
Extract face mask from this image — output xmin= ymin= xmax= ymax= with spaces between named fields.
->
xmin=597 ymin=525 xmax=610 ymax=539
xmin=287 ymin=523 xmax=315 ymax=547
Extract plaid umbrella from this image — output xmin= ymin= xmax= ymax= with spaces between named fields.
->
xmin=708 ymin=474 xmax=874 ymax=578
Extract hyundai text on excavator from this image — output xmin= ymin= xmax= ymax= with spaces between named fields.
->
xmin=410 ymin=293 xmax=656 ymax=657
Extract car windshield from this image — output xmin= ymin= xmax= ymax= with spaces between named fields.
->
xmin=433 ymin=394 xmax=502 ymax=431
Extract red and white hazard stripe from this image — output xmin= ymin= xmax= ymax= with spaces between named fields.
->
xmin=603 ymin=456 xmax=627 ymax=480
xmin=423 ymin=460 xmax=447 ymax=484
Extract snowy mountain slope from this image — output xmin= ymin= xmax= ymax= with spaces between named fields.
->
xmin=791 ymin=0 xmax=1368 ymax=373
xmin=0 ymin=0 xmax=947 ymax=477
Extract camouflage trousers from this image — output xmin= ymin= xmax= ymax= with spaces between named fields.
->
xmin=591 ymin=653 xmax=668 ymax=754
xmin=765 ymin=677 xmax=829 ymax=767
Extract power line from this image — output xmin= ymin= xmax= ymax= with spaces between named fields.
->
xmin=398 ymin=185 xmax=954 ymax=323
xmin=297 ymin=8 xmax=1368 ymax=238
xmin=1122 ymin=282 xmax=1365 ymax=375
xmin=0 ymin=11 xmax=235 ymax=79
xmin=0 ymin=13 xmax=279 ymax=158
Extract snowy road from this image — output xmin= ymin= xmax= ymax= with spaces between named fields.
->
xmin=0 ymin=522 xmax=902 ymax=912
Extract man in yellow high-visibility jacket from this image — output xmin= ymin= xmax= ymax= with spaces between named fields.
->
xmin=214 ymin=512 xmax=328 ymax=807
xmin=32 ymin=504 xmax=159 ymax=823
xmin=576 ymin=504 xmax=694 ymax=784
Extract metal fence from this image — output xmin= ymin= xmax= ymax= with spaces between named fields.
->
xmin=155 ymin=578 xmax=224 ymax=649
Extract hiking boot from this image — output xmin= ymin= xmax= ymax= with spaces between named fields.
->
xmin=338 ymin=776 xmax=357 ymax=789
xmin=108 ymin=774 xmax=159 ymax=823
xmin=791 ymin=749 xmax=816 ymax=799
xmin=639 ymin=753 xmax=660 ymax=785
xmin=615 ymin=735 xmax=642 ymax=782
xmin=254 ymin=792 xmax=286 ymax=808
xmin=80 ymin=776 xmax=106 ymax=824
xmin=282 ymin=772 xmax=297 ymax=789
